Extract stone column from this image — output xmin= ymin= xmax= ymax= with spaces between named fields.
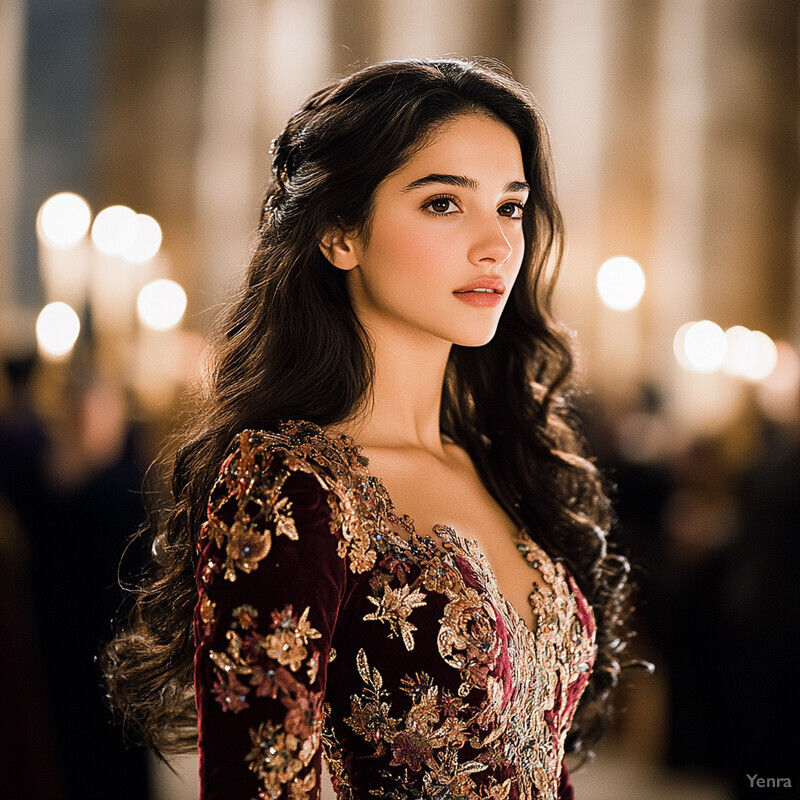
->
xmin=516 ymin=0 xmax=614 ymax=388
xmin=98 ymin=0 xmax=205 ymax=303
xmin=195 ymin=0 xmax=334 ymax=314
xmin=703 ymin=0 xmax=798 ymax=339
xmin=651 ymin=0 xmax=707 ymax=384
xmin=0 ymin=0 xmax=25 ymax=316
xmin=372 ymin=0 xmax=517 ymax=65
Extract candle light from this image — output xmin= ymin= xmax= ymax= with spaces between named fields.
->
xmin=36 ymin=301 xmax=81 ymax=360
xmin=595 ymin=256 xmax=646 ymax=395
xmin=89 ymin=205 xmax=139 ymax=338
xmin=133 ymin=279 xmax=188 ymax=411
xmin=137 ymin=279 xmax=187 ymax=331
xmin=682 ymin=320 xmax=727 ymax=373
xmin=722 ymin=326 xmax=778 ymax=382
xmin=122 ymin=214 xmax=162 ymax=263
xmin=596 ymin=256 xmax=646 ymax=311
xmin=36 ymin=192 xmax=92 ymax=309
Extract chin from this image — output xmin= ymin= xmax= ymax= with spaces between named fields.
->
xmin=452 ymin=326 xmax=499 ymax=348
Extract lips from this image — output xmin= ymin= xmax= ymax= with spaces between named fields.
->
xmin=453 ymin=290 xmax=503 ymax=307
xmin=453 ymin=277 xmax=506 ymax=295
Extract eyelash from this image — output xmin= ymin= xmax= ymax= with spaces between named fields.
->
xmin=421 ymin=194 xmax=526 ymax=219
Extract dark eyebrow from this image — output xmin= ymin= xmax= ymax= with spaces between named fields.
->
xmin=401 ymin=173 xmax=478 ymax=192
xmin=505 ymin=180 xmax=530 ymax=193
xmin=401 ymin=173 xmax=530 ymax=194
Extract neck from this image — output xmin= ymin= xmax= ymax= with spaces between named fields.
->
xmin=334 ymin=319 xmax=452 ymax=457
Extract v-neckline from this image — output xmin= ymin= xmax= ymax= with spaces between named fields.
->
xmin=307 ymin=421 xmax=556 ymax=637
xmin=314 ymin=421 xmax=527 ymax=544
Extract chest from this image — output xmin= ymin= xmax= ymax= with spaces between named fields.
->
xmin=362 ymin=448 xmax=554 ymax=636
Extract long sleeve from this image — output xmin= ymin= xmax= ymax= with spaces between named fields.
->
xmin=194 ymin=430 xmax=349 ymax=800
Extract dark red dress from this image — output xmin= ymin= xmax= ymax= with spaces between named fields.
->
xmin=194 ymin=421 xmax=597 ymax=800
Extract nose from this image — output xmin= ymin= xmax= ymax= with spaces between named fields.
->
xmin=467 ymin=213 xmax=514 ymax=267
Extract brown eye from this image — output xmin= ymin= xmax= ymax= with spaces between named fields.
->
xmin=499 ymin=202 xmax=525 ymax=219
xmin=422 ymin=195 xmax=459 ymax=215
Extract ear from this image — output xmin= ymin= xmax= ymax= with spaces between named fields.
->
xmin=318 ymin=224 xmax=360 ymax=271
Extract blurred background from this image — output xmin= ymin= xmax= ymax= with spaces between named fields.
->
xmin=1 ymin=1 xmax=798 ymax=799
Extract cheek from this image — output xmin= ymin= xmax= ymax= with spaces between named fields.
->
xmin=368 ymin=215 xmax=454 ymax=289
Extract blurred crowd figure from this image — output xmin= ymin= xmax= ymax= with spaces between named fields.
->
xmin=0 ymin=354 xmax=150 ymax=800
xmin=585 ymin=382 xmax=800 ymax=799
xmin=2 ymin=353 xmax=799 ymax=799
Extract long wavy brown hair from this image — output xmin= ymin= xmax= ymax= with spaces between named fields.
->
xmin=102 ymin=57 xmax=641 ymax=762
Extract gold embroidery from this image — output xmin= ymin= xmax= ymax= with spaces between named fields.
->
xmin=232 ymin=603 xmax=258 ymax=630
xmin=262 ymin=605 xmax=322 ymax=672
xmin=344 ymin=649 xmax=400 ymax=754
xmin=348 ymin=516 xmax=593 ymax=798
xmin=321 ymin=703 xmax=355 ymax=800
xmin=247 ymin=720 xmax=318 ymax=800
xmin=363 ymin=582 xmax=427 ymax=651
xmin=207 ymin=602 xmax=324 ymax=798
xmin=199 ymin=591 xmax=216 ymax=637
xmin=200 ymin=421 xmax=597 ymax=800
xmin=202 ymin=426 xmax=381 ymax=582
xmin=344 ymin=649 xmax=509 ymax=800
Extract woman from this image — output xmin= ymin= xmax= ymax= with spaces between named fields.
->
xmin=103 ymin=58 xmax=637 ymax=800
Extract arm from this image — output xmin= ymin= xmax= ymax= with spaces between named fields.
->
xmin=194 ymin=431 xmax=348 ymax=800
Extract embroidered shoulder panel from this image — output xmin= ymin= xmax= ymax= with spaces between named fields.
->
xmin=202 ymin=421 xmax=384 ymax=582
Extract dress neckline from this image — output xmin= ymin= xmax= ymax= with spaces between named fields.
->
xmin=273 ymin=420 xmax=564 ymax=639
xmin=306 ymin=420 xmax=528 ymax=546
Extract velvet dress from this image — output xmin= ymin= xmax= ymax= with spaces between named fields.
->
xmin=194 ymin=420 xmax=597 ymax=800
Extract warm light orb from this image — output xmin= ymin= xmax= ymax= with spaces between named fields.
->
xmin=137 ymin=279 xmax=187 ymax=331
xmin=740 ymin=331 xmax=778 ymax=381
xmin=596 ymin=256 xmax=646 ymax=311
xmin=682 ymin=320 xmax=727 ymax=372
xmin=36 ymin=301 xmax=81 ymax=358
xmin=722 ymin=326 xmax=755 ymax=376
xmin=37 ymin=192 xmax=91 ymax=248
xmin=672 ymin=321 xmax=696 ymax=370
xmin=122 ymin=214 xmax=162 ymax=262
xmin=91 ymin=205 xmax=138 ymax=255
xmin=723 ymin=326 xmax=777 ymax=381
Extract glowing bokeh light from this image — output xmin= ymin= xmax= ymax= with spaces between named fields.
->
xmin=740 ymin=331 xmax=778 ymax=381
xmin=137 ymin=279 xmax=187 ymax=331
xmin=722 ymin=326 xmax=755 ymax=376
xmin=36 ymin=302 xmax=81 ymax=358
xmin=91 ymin=205 xmax=138 ymax=255
xmin=37 ymin=192 xmax=91 ymax=248
xmin=682 ymin=320 xmax=727 ymax=372
xmin=723 ymin=326 xmax=778 ymax=381
xmin=672 ymin=321 xmax=696 ymax=370
xmin=596 ymin=256 xmax=646 ymax=310
xmin=122 ymin=214 xmax=162 ymax=262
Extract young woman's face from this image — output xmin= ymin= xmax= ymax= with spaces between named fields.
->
xmin=337 ymin=113 xmax=529 ymax=348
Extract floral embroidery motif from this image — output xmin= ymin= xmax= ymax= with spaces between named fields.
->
xmin=206 ymin=600 xmax=324 ymax=798
xmin=247 ymin=720 xmax=318 ymax=800
xmin=344 ymin=649 xmax=508 ymax=800
xmin=363 ymin=582 xmax=428 ymax=650
xmin=197 ymin=421 xmax=597 ymax=800
xmin=203 ymin=425 xmax=381 ymax=583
